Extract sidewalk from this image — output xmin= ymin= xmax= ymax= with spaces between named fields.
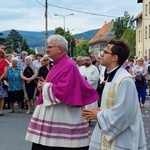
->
xmin=141 ymin=96 xmax=150 ymax=149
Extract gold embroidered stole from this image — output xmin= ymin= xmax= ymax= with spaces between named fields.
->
xmin=101 ymin=83 xmax=116 ymax=150
xmin=100 ymin=68 xmax=132 ymax=150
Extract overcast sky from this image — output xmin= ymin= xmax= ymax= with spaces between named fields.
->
xmin=0 ymin=0 xmax=142 ymax=34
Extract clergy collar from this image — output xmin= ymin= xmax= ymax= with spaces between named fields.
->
xmin=106 ymin=66 xmax=121 ymax=82
xmin=106 ymin=66 xmax=119 ymax=74
xmin=53 ymin=54 xmax=67 ymax=65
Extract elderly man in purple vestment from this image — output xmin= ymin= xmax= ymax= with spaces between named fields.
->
xmin=25 ymin=34 xmax=99 ymax=150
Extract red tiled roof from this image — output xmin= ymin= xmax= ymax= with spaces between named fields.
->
xmin=89 ymin=21 xmax=113 ymax=44
xmin=91 ymin=37 xmax=113 ymax=43
xmin=132 ymin=12 xmax=142 ymax=22
xmin=75 ymin=39 xmax=84 ymax=45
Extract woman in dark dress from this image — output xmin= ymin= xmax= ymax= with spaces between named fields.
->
xmin=21 ymin=56 xmax=38 ymax=114
xmin=38 ymin=55 xmax=53 ymax=82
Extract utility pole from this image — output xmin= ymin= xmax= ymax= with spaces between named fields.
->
xmin=44 ymin=0 xmax=48 ymax=54
xmin=54 ymin=13 xmax=74 ymax=37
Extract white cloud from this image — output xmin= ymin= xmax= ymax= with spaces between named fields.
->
xmin=0 ymin=0 xmax=142 ymax=33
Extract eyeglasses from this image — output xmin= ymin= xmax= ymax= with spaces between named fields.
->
xmin=47 ymin=46 xmax=60 ymax=49
xmin=43 ymin=59 xmax=49 ymax=62
xmin=84 ymin=59 xmax=91 ymax=61
xmin=22 ymin=54 xmax=26 ymax=55
xmin=103 ymin=50 xmax=112 ymax=55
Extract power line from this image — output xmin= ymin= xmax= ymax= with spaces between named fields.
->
xmin=48 ymin=11 xmax=57 ymax=28
xmin=48 ymin=3 xmax=118 ymax=18
xmin=35 ymin=0 xmax=56 ymax=28
xmin=35 ymin=0 xmax=45 ymax=7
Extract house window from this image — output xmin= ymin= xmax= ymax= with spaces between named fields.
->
xmin=149 ymin=25 xmax=150 ymax=38
xmin=149 ymin=2 xmax=150 ymax=14
xmin=139 ymin=30 xmax=140 ymax=42
xmin=146 ymin=4 xmax=148 ymax=16
xmin=141 ymin=29 xmax=143 ymax=41
xmin=145 ymin=49 xmax=147 ymax=55
xmin=145 ymin=26 xmax=147 ymax=39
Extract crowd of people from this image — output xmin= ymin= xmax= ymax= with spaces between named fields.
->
xmin=0 ymin=35 xmax=148 ymax=149
xmin=0 ymin=49 xmax=53 ymax=115
xmin=75 ymin=54 xmax=150 ymax=109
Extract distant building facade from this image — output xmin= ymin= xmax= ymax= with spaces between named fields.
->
xmin=35 ymin=47 xmax=45 ymax=55
xmin=133 ymin=0 xmax=150 ymax=57
xmin=88 ymin=21 xmax=114 ymax=58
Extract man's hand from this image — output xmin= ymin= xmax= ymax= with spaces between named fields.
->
xmin=81 ymin=107 xmax=100 ymax=121
xmin=37 ymin=81 xmax=46 ymax=91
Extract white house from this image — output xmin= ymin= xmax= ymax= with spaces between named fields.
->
xmin=88 ymin=21 xmax=114 ymax=58
xmin=133 ymin=0 xmax=150 ymax=57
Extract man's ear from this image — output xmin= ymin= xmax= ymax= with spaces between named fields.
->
xmin=112 ymin=54 xmax=118 ymax=62
xmin=57 ymin=47 xmax=62 ymax=54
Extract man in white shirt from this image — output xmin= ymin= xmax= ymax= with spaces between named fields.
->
xmin=79 ymin=55 xmax=99 ymax=109
xmin=76 ymin=56 xmax=84 ymax=68
xmin=18 ymin=51 xmax=28 ymax=69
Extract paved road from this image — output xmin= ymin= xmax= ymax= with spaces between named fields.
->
xmin=0 ymin=107 xmax=32 ymax=150
xmin=141 ymin=96 xmax=150 ymax=149
xmin=0 ymin=97 xmax=150 ymax=150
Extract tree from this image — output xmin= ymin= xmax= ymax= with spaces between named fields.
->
xmin=111 ymin=12 xmax=136 ymax=57
xmin=121 ymin=28 xmax=136 ymax=58
xmin=112 ymin=11 xmax=134 ymax=39
xmin=74 ymin=40 xmax=89 ymax=57
xmin=65 ymin=31 xmax=76 ymax=57
xmin=21 ymin=39 xmax=35 ymax=55
xmin=4 ymin=29 xmax=31 ymax=54
xmin=28 ymin=48 xmax=36 ymax=55
xmin=54 ymin=27 xmax=65 ymax=36
xmin=21 ymin=39 xmax=29 ymax=52
xmin=5 ymin=29 xmax=23 ymax=53
xmin=0 ymin=32 xmax=5 ymax=45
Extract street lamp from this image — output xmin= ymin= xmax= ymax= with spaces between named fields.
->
xmin=67 ymin=28 xmax=74 ymax=57
xmin=54 ymin=13 xmax=74 ymax=37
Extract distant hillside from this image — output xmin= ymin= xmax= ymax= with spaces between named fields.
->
xmin=74 ymin=29 xmax=99 ymax=40
xmin=1 ymin=28 xmax=99 ymax=48
xmin=1 ymin=30 xmax=54 ymax=48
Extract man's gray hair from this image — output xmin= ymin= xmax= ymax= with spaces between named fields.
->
xmin=47 ymin=35 xmax=68 ymax=52
xmin=76 ymin=56 xmax=84 ymax=61
xmin=21 ymin=51 xmax=28 ymax=55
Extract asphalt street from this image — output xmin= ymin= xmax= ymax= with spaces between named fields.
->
xmin=0 ymin=97 xmax=150 ymax=150
xmin=141 ymin=96 xmax=150 ymax=149
xmin=0 ymin=107 xmax=32 ymax=150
